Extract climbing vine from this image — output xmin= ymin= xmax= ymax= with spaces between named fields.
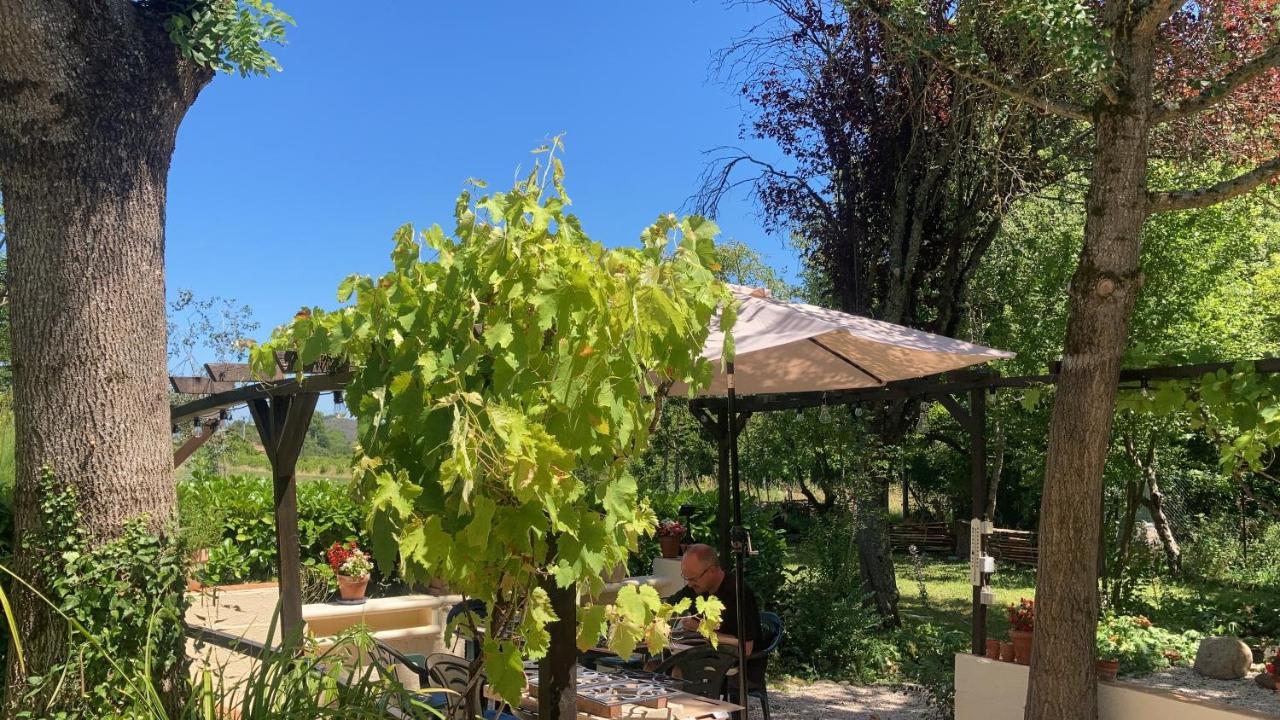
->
xmin=255 ymin=145 xmax=731 ymax=703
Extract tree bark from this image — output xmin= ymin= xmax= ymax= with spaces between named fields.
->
xmin=985 ymin=419 xmax=1005 ymax=521
xmin=855 ymin=475 xmax=901 ymax=625
xmin=1025 ymin=14 xmax=1157 ymax=720
xmin=1144 ymin=476 xmax=1181 ymax=574
xmin=0 ymin=0 xmax=210 ymax=710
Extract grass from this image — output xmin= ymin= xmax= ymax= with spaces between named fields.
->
xmin=895 ymin=552 xmax=1036 ymax=639
xmin=893 ymin=552 xmax=1278 ymax=643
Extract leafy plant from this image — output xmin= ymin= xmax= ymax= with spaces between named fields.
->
xmin=1095 ymin=614 xmax=1200 ymax=676
xmin=161 ymin=0 xmax=294 ymax=77
xmin=253 ymin=145 xmax=733 ymax=705
xmin=13 ymin=471 xmax=188 ymax=717
xmin=1006 ymin=598 xmax=1035 ymax=632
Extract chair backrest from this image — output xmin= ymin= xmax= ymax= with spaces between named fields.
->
xmin=757 ymin=611 xmax=783 ymax=657
xmin=427 ymin=652 xmax=484 ymax=720
xmin=444 ymin=599 xmax=487 ymax=661
xmin=369 ymin=639 xmax=431 ymax=690
xmin=655 ymin=647 xmax=738 ymax=699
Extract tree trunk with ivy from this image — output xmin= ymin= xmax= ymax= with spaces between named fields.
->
xmin=0 ymin=1 xmax=210 ymax=710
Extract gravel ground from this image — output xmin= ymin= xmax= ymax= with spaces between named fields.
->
xmin=763 ymin=680 xmax=941 ymax=719
xmin=1135 ymin=666 xmax=1279 ymax=717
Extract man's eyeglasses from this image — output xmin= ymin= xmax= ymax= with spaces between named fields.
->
xmin=682 ymin=565 xmax=711 ymax=584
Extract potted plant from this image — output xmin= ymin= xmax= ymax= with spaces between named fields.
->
xmin=327 ymin=541 xmax=373 ymax=602
xmin=1007 ymin=598 xmax=1035 ymax=665
xmin=657 ymin=519 xmax=686 ymax=559
xmin=1096 ymin=617 xmax=1124 ymax=681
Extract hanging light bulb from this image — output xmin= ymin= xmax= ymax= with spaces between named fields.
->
xmin=819 ymin=404 xmax=832 ymax=424
xmin=192 ymin=418 xmax=203 ymax=438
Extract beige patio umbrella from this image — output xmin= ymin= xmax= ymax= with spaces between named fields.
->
xmin=681 ymin=284 xmax=1013 ymax=720
xmin=688 ymin=284 xmax=1014 ymax=398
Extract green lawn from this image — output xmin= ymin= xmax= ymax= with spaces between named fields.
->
xmin=895 ymin=553 xmax=1036 ymax=638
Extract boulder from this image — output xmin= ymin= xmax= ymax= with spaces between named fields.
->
xmin=1193 ymin=637 xmax=1252 ymax=680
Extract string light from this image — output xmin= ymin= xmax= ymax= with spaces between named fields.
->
xmin=819 ymin=394 xmax=832 ymax=424
xmin=192 ymin=418 xmax=203 ymax=438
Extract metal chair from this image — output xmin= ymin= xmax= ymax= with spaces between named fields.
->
xmin=369 ymin=639 xmax=451 ymax=712
xmin=726 ymin=611 xmax=783 ymax=720
xmin=653 ymin=646 xmax=739 ymax=700
xmin=427 ymin=652 xmax=520 ymax=720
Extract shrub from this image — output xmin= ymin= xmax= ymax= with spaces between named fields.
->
xmin=1096 ymin=614 xmax=1201 ymax=676
xmin=774 ymin=510 xmax=900 ymax=680
xmin=178 ymin=473 xmax=370 ymax=586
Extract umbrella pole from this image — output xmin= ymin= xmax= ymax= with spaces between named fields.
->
xmin=726 ymin=361 xmax=750 ymax=720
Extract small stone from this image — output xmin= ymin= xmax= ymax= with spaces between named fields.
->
xmin=1193 ymin=637 xmax=1252 ymax=680
xmin=1256 ymin=673 xmax=1277 ymax=691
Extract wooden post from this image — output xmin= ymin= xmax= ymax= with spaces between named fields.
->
xmin=969 ymin=388 xmax=988 ymax=656
xmin=248 ymin=391 xmax=319 ymax=647
xmin=540 ymin=535 xmax=578 ymax=720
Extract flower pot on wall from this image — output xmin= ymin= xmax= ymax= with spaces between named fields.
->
xmin=659 ymin=536 xmax=681 ymax=559
xmin=1096 ymin=659 xmax=1120 ymax=681
xmin=338 ymin=574 xmax=369 ymax=601
xmin=999 ymin=641 xmax=1015 ymax=662
xmin=1010 ymin=630 xmax=1033 ymax=665
xmin=985 ymin=639 xmax=1001 ymax=659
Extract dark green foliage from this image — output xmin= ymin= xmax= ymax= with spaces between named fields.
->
xmin=773 ymin=512 xmax=896 ymax=679
xmin=178 ymin=473 xmax=367 ymax=586
xmin=17 ymin=471 xmax=187 ymax=718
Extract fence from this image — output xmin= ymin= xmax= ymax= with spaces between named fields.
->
xmin=890 ymin=521 xmax=1040 ymax=566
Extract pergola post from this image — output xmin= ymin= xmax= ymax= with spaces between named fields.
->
xmin=248 ymin=391 xmax=319 ymax=647
xmin=968 ymin=388 xmax=988 ymax=656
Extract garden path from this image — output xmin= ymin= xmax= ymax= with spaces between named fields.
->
xmin=766 ymin=680 xmax=939 ymax=719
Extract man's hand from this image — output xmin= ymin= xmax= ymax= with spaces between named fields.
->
xmin=680 ymin=616 xmax=699 ymax=632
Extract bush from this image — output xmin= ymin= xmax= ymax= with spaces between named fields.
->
xmin=1096 ymin=614 xmax=1201 ymax=676
xmin=178 ymin=473 xmax=369 ymax=586
xmin=1183 ymin=515 xmax=1280 ymax=588
xmin=774 ymin=511 xmax=899 ymax=680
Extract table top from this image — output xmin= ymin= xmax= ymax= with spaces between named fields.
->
xmin=510 ymin=692 xmax=742 ymax=719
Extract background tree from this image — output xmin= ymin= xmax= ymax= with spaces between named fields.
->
xmin=864 ymin=1 xmax=1280 ymax=716
xmin=0 ymin=0 xmax=290 ymax=707
xmin=697 ymin=0 xmax=1075 ymax=622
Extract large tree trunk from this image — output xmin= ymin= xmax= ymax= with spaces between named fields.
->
xmin=0 ymin=1 xmax=209 ymax=710
xmin=1025 ymin=16 xmax=1156 ymax=720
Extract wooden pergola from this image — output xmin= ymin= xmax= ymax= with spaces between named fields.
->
xmin=171 ymin=355 xmax=1280 ymax=655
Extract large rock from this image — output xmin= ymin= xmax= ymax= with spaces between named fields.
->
xmin=1193 ymin=636 xmax=1252 ymax=680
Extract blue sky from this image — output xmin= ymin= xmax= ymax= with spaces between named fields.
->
xmin=166 ymin=1 xmax=800 ymax=346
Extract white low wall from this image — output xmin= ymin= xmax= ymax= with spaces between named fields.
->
xmin=955 ymin=653 xmax=1272 ymax=720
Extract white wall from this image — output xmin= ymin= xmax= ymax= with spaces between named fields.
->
xmin=955 ymin=653 xmax=1271 ymax=720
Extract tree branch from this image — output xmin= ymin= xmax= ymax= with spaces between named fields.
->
xmin=1153 ymin=43 xmax=1280 ymax=124
xmin=1147 ymin=155 xmax=1280 ymax=213
xmin=923 ymin=431 xmax=964 ymax=454
xmin=857 ymin=1 xmax=1094 ymax=123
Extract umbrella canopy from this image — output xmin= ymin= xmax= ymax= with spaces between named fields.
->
xmin=689 ymin=284 xmax=1013 ymax=397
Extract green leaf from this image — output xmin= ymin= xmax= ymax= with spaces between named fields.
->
xmin=484 ymin=321 xmax=515 ymax=349
xmin=483 ymin=639 xmax=527 ymax=705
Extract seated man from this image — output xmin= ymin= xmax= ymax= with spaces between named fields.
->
xmin=664 ymin=543 xmax=764 ymax=685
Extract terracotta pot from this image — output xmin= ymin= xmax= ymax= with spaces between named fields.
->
xmin=338 ymin=574 xmax=369 ymax=601
xmin=999 ymin=641 xmax=1015 ymax=662
xmin=659 ymin=536 xmax=682 ymax=559
xmin=1010 ymin=629 xmax=1033 ymax=665
xmin=985 ymin=639 xmax=1001 ymax=659
xmin=1096 ymin=659 xmax=1119 ymax=681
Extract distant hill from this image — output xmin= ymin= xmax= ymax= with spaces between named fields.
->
xmin=322 ymin=414 xmax=357 ymax=444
